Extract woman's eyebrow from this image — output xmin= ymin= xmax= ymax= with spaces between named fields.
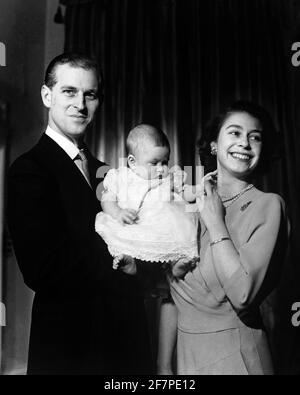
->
xmin=225 ymin=125 xmax=262 ymax=133
xmin=249 ymin=129 xmax=262 ymax=133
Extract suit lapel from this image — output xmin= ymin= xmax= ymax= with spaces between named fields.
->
xmin=34 ymin=134 xmax=102 ymax=195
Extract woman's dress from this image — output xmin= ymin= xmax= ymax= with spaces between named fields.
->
xmin=170 ymin=188 xmax=289 ymax=375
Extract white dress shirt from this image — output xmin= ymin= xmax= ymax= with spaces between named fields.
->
xmin=45 ymin=126 xmax=91 ymax=187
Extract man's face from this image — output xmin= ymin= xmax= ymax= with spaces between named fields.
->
xmin=41 ymin=64 xmax=100 ymax=142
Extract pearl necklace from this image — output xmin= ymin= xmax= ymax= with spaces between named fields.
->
xmin=221 ymin=184 xmax=254 ymax=208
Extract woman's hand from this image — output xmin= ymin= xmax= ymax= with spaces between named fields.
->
xmin=196 ymin=174 xmax=225 ymax=232
xmin=171 ymin=257 xmax=199 ymax=279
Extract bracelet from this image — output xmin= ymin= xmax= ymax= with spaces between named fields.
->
xmin=210 ymin=237 xmax=231 ymax=247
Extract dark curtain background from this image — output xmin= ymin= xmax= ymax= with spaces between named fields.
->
xmin=61 ymin=0 xmax=300 ymax=374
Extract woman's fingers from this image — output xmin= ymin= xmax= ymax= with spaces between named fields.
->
xmin=196 ymin=175 xmax=218 ymax=211
xmin=197 ymin=170 xmax=217 ymax=196
xmin=202 ymin=171 xmax=217 ymax=185
xmin=171 ymin=257 xmax=198 ymax=279
xmin=204 ymin=170 xmax=218 ymax=181
xmin=203 ymin=180 xmax=213 ymax=197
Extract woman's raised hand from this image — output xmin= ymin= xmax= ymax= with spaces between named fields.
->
xmin=196 ymin=171 xmax=225 ymax=231
xmin=195 ymin=170 xmax=218 ymax=195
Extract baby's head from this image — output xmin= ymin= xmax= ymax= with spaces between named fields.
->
xmin=126 ymin=124 xmax=170 ymax=180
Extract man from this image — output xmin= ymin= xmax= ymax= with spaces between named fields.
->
xmin=7 ymin=53 xmax=153 ymax=375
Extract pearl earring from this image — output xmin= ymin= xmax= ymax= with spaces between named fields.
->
xmin=211 ymin=147 xmax=217 ymax=156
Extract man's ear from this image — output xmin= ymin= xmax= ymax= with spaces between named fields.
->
xmin=41 ymin=85 xmax=52 ymax=109
xmin=127 ymin=155 xmax=136 ymax=169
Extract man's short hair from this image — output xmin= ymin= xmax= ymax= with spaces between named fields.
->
xmin=44 ymin=52 xmax=103 ymax=91
xmin=126 ymin=124 xmax=170 ymax=156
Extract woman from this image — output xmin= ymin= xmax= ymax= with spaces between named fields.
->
xmin=157 ymin=101 xmax=289 ymax=375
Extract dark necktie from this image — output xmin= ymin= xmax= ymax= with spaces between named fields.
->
xmin=74 ymin=149 xmax=91 ymax=186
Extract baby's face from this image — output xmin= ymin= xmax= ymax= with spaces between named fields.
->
xmin=133 ymin=144 xmax=170 ymax=180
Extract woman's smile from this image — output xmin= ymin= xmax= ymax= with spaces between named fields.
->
xmin=229 ymin=152 xmax=253 ymax=161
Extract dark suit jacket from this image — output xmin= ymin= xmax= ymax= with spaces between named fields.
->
xmin=7 ymin=134 xmax=153 ymax=375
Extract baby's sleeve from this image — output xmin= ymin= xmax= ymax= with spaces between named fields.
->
xmin=102 ymin=168 xmax=119 ymax=199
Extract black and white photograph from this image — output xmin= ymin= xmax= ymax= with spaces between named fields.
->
xmin=0 ymin=0 xmax=300 ymax=378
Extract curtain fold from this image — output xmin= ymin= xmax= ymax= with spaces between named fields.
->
xmin=0 ymin=102 xmax=7 ymax=373
xmin=63 ymin=0 xmax=300 ymax=374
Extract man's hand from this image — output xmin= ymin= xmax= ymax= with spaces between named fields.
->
xmin=116 ymin=209 xmax=138 ymax=225
xmin=113 ymin=254 xmax=137 ymax=275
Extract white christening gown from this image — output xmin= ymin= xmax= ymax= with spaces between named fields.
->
xmin=95 ymin=167 xmax=199 ymax=262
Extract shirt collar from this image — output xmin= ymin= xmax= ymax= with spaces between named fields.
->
xmin=45 ymin=126 xmax=80 ymax=161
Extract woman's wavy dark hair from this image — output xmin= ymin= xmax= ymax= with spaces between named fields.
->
xmin=197 ymin=101 xmax=280 ymax=175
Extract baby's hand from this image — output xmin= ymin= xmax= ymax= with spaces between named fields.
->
xmin=117 ymin=208 xmax=138 ymax=225
xmin=182 ymin=184 xmax=197 ymax=203
xmin=113 ymin=254 xmax=137 ymax=275
xmin=171 ymin=257 xmax=199 ymax=279
xmin=170 ymin=166 xmax=187 ymax=194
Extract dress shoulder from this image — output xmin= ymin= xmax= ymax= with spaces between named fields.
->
xmin=250 ymin=190 xmax=286 ymax=218
xmin=239 ymin=189 xmax=289 ymax=246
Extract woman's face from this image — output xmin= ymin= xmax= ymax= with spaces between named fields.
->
xmin=212 ymin=111 xmax=263 ymax=179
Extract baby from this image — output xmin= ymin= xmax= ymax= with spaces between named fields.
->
xmin=95 ymin=124 xmax=199 ymax=277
